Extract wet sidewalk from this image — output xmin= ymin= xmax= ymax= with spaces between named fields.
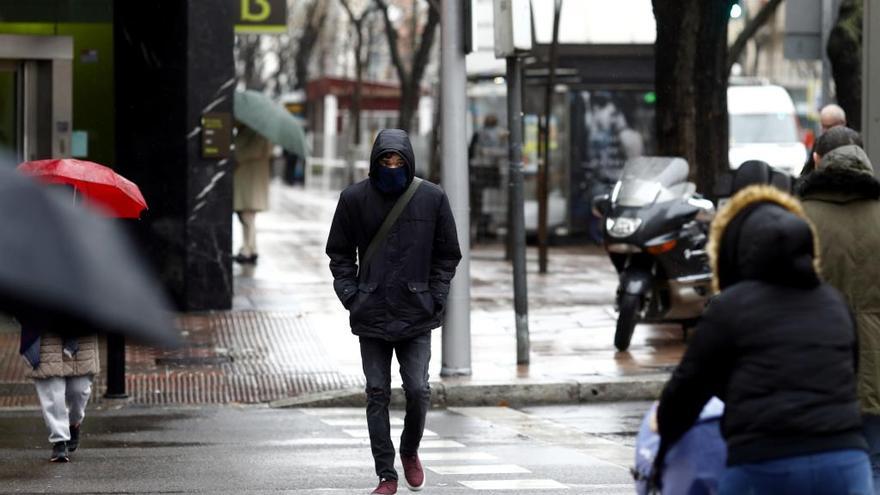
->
xmin=0 ymin=181 xmax=685 ymax=408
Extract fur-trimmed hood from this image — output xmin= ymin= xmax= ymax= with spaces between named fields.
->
xmin=796 ymin=144 xmax=880 ymax=202
xmin=709 ymin=185 xmax=821 ymax=293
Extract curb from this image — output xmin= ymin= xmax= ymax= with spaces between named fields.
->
xmin=269 ymin=373 xmax=669 ymax=409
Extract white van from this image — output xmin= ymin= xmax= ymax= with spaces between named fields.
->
xmin=728 ymin=84 xmax=808 ymax=176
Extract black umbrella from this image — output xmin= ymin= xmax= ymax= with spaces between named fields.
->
xmin=0 ymin=164 xmax=179 ymax=347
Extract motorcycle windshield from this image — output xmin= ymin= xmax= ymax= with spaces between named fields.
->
xmin=614 ymin=157 xmax=691 ymax=207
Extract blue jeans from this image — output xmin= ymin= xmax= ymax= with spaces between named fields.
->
xmin=360 ymin=332 xmax=432 ymax=481
xmin=864 ymin=414 xmax=880 ymax=494
xmin=719 ymin=449 xmax=873 ymax=495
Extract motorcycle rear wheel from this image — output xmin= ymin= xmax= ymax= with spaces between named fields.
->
xmin=614 ymin=293 xmax=641 ymax=351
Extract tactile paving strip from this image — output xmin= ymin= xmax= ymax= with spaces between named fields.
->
xmin=0 ymin=311 xmax=364 ymax=407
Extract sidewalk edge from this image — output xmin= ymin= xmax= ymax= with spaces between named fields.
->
xmin=270 ymin=375 xmax=668 ymax=408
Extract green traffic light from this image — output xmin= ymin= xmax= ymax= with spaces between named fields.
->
xmin=643 ymin=92 xmax=656 ymax=104
xmin=730 ymin=3 xmax=743 ymax=19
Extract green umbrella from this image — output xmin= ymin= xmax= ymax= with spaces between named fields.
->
xmin=233 ymin=90 xmax=309 ymax=157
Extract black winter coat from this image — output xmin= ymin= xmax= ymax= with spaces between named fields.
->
xmin=657 ymin=186 xmax=865 ymax=467
xmin=326 ymin=129 xmax=462 ymax=341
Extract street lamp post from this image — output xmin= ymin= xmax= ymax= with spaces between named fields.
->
xmin=440 ymin=0 xmax=472 ymax=377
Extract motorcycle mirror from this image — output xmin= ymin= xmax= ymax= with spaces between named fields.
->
xmin=591 ymin=193 xmax=612 ymax=217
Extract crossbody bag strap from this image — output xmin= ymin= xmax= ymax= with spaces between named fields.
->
xmin=361 ymin=177 xmax=423 ymax=267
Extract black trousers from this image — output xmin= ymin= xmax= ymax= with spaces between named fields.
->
xmin=359 ymin=332 xmax=432 ymax=481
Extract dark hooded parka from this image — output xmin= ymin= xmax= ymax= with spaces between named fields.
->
xmin=656 ymin=185 xmax=865 ymax=468
xmin=326 ymin=129 xmax=462 ymax=341
xmin=798 ymin=144 xmax=880 ymax=415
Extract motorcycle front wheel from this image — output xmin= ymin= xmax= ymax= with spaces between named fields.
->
xmin=614 ymin=293 xmax=641 ymax=351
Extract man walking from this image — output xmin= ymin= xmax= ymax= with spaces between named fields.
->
xmin=797 ymin=126 xmax=880 ymax=492
xmin=326 ymin=129 xmax=462 ymax=494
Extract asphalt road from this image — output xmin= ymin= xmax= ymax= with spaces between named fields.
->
xmin=0 ymin=402 xmax=653 ymax=494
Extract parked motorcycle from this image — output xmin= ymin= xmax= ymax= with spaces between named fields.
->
xmin=593 ymin=157 xmax=715 ymax=351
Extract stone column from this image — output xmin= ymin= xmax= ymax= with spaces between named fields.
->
xmin=114 ymin=0 xmax=235 ymax=310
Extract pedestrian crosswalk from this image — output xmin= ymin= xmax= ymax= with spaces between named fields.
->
xmin=297 ymin=407 xmax=576 ymax=491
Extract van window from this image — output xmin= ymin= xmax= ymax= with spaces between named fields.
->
xmin=730 ymin=113 xmax=798 ymax=144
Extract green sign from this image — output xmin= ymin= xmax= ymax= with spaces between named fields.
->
xmin=235 ymin=0 xmax=287 ymax=34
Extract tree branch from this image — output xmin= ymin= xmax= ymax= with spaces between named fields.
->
xmin=727 ymin=0 xmax=784 ymax=74
xmin=410 ymin=1 xmax=440 ymax=90
xmin=374 ymin=0 xmax=410 ymax=85
xmin=294 ymin=0 xmax=329 ymax=90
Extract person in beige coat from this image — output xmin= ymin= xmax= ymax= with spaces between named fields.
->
xmin=21 ymin=326 xmax=99 ymax=463
xmin=233 ymin=124 xmax=274 ymax=264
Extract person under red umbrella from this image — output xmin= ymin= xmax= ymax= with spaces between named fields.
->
xmin=15 ymin=158 xmax=150 ymax=462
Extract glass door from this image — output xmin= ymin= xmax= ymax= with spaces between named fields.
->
xmin=0 ymin=60 xmax=21 ymax=162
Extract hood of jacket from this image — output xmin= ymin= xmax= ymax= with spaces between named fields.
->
xmin=369 ymin=129 xmax=416 ymax=189
xmin=796 ymin=144 xmax=880 ymax=202
xmin=708 ymin=185 xmax=821 ymax=293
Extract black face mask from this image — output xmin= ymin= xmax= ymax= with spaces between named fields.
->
xmin=373 ymin=166 xmax=408 ymax=195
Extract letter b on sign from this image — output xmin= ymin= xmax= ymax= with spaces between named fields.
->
xmin=242 ymin=0 xmax=271 ymax=22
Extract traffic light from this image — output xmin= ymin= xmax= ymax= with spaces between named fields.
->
xmin=730 ymin=1 xmax=744 ymax=19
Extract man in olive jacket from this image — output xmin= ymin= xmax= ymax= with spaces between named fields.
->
xmin=326 ymin=129 xmax=461 ymax=495
xmin=797 ymin=126 xmax=880 ymax=487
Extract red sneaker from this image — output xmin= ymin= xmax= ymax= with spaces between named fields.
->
xmin=401 ymin=453 xmax=425 ymax=491
xmin=371 ymin=478 xmax=398 ymax=494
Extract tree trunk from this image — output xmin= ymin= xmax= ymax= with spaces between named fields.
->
xmin=653 ymin=0 xmax=735 ymax=197
xmin=694 ymin=0 xmax=734 ymax=197
xmin=398 ymin=81 xmax=419 ymax=132
xmin=353 ymin=31 xmax=364 ymax=147
xmin=653 ymin=0 xmax=700 ymax=170
xmin=828 ymin=0 xmax=863 ymax=131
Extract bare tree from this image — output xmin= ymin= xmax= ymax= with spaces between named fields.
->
xmin=235 ymin=34 xmax=267 ymax=91
xmin=294 ymin=0 xmax=330 ymax=91
xmin=339 ymin=0 xmax=378 ymax=148
xmin=374 ymin=0 xmax=440 ymax=132
xmin=727 ymin=0 xmax=785 ymax=74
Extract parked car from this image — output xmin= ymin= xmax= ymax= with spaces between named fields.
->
xmin=728 ymin=84 xmax=808 ymax=176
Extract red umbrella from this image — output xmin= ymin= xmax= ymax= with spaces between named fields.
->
xmin=17 ymin=158 xmax=148 ymax=218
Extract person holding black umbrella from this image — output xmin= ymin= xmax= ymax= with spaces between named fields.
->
xmin=0 ymin=162 xmax=177 ymax=463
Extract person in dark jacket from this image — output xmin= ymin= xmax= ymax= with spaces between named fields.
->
xmin=326 ymin=129 xmax=461 ymax=495
xmin=654 ymin=184 xmax=871 ymax=494
xmin=797 ymin=127 xmax=880 ymax=492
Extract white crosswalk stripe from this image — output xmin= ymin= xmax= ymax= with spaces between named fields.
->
xmin=321 ymin=417 xmax=404 ymax=426
xmin=420 ymin=440 xmax=466 ymax=449
xmin=308 ymin=408 xmax=573 ymax=492
xmin=428 ymin=464 xmax=531 ymax=475
xmin=460 ymin=479 xmax=569 ymax=490
xmin=343 ymin=428 xmax=437 ymax=438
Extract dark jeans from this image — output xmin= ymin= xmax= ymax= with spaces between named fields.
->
xmin=863 ymin=414 xmax=880 ymax=494
xmin=719 ymin=449 xmax=873 ymax=495
xmin=360 ymin=332 xmax=432 ymax=481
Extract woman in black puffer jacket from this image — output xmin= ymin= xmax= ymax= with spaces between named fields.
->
xmin=654 ymin=185 xmax=871 ymax=494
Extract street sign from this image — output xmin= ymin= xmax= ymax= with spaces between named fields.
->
xmin=493 ymin=0 xmax=532 ymax=58
xmin=235 ymin=0 xmax=288 ymax=34
xmin=201 ymin=112 xmax=232 ymax=159
xmin=784 ymin=0 xmax=822 ymax=59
